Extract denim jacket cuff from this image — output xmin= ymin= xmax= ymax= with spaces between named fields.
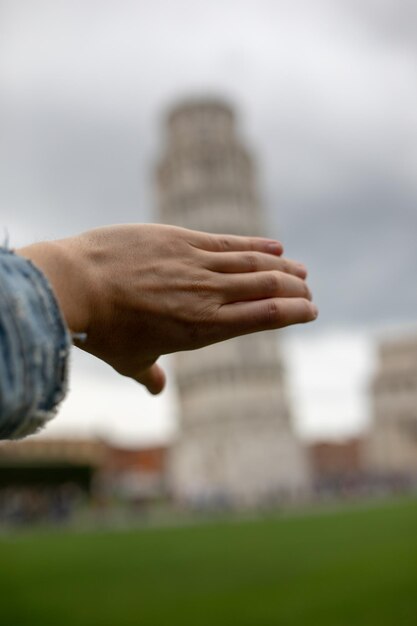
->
xmin=0 ymin=248 xmax=71 ymax=439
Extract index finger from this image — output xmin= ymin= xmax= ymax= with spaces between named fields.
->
xmin=187 ymin=230 xmax=283 ymax=255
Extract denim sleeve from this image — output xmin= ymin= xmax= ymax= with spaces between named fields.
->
xmin=0 ymin=248 xmax=70 ymax=439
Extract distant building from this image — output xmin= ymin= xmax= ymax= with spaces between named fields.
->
xmin=0 ymin=437 xmax=105 ymax=494
xmin=308 ymin=438 xmax=364 ymax=494
xmin=100 ymin=445 xmax=168 ymax=500
xmin=156 ymin=98 xmax=310 ymax=506
xmin=366 ymin=333 xmax=417 ymax=483
xmin=0 ymin=438 xmax=168 ymax=504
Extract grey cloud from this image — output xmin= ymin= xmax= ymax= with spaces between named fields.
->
xmin=267 ymin=179 xmax=417 ymax=327
xmin=344 ymin=0 xmax=417 ymax=49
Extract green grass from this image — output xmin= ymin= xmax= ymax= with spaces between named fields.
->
xmin=1 ymin=498 xmax=416 ymax=626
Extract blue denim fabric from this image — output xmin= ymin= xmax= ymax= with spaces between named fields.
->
xmin=0 ymin=248 xmax=70 ymax=439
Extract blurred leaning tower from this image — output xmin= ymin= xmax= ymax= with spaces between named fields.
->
xmin=156 ymin=98 xmax=310 ymax=506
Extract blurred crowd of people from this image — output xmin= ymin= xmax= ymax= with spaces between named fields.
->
xmin=0 ymin=484 xmax=86 ymax=527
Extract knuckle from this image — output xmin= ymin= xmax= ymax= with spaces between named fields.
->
xmin=189 ymin=276 xmax=204 ymax=295
xmin=298 ymin=279 xmax=310 ymax=299
xmin=244 ymin=253 xmax=258 ymax=272
xmin=188 ymin=272 xmax=213 ymax=297
xmin=265 ymin=299 xmax=281 ymax=326
xmin=301 ymin=298 xmax=313 ymax=318
xmin=264 ymin=272 xmax=281 ymax=294
xmin=220 ymin=237 xmax=233 ymax=251
xmin=185 ymin=304 xmax=219 ymax=348
xmin=280 ymin=259 xmax=290 ymax=273
xmin=198 ymin=233 xmax=219 ymax=252
xmin=294 ymin=298 xmax=310 ymax=322
xmin=205 ymin=234 xmax=219 ymax=251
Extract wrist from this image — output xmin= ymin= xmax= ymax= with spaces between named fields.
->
xmin=16 ymin=239 xmax=92 ymax=334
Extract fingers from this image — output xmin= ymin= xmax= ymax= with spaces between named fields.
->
xmin=204 ymin=250 xmax=307 ymax=279
xmin=220 ymin=271 xmax=312 ymax=304
xmin=188 ymin=230 xmax=283 ymax=256
xmin=218 ymin=298 xmax=318 ymax=337
xmin=132 ymin=362 xmax=166 ymax=395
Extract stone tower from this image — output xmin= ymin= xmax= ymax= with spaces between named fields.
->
xmin=366 ymin=334 xmax=417 ymax=481
xmin=156 ymin=98 xmax=310 ymax=506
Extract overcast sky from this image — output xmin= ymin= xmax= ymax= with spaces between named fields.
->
xmin=0 ymin=0 xmax=416 ymax=443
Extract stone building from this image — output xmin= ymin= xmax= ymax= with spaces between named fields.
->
xmin=366 ymin=333 xmax=417 ymax=481
xmin=155 ymin=98 xmax=310 ymax=506
xmin=308 ymin=438 xmax=364 ymax=495
xmin=0 ymin=438 xmax=169 ymax=526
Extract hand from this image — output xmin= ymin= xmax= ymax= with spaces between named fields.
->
xmin=17 ymin=224 xmax=317 ymax=394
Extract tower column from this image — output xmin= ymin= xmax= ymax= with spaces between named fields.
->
xmin=156 ymin=98 xmax=310 ymax=506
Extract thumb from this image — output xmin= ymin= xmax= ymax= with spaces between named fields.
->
xmin=133 ymin=362 xmax=166 ymax=395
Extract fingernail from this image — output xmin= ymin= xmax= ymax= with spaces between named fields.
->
xmin=266 ymin=242 xmax=283 ymax=255
xmin=311 ymin=304 xmax=319 ymax=319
